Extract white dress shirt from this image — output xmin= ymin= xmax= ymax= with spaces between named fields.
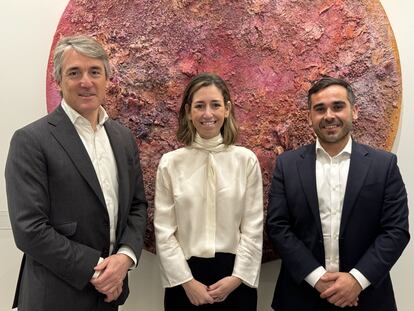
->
xmin=61 ymin=101 xmax=136 ymax=268
xmin=305 ymin=137 xmax=370 ymax=290
xmin=154 ymin=134 xmax=263 ymax=288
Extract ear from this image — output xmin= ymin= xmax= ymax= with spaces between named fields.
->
xmin=225 ymin=101 xmax=231 ymax=118
xmin=352 ymin=104 xmax=359 ymax=121
xmin=308 ymin=111 xmax=313 ymax=127
xmin=186 ymin=104 xmax=192 ymax=120
xmin=56 ymin=80 xmax=62 ymax=92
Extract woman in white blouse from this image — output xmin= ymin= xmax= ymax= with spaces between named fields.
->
xmin=154 ymin=73 xmax=263 ymax=310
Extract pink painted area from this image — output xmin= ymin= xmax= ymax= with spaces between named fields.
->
xmin=46 ymin=0 xmax=402 ymax=261
xmin=46 ymin=0 xmax=79 ymax=112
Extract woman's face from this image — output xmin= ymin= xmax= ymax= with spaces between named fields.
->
xmin=188 ymin=84 xmax=229 ymax=139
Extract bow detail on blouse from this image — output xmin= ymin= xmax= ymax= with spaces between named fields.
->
xmin=191 ymin=133 xmax=228 ymax=256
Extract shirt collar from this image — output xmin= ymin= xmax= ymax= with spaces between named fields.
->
xmin=61 ymin=99 xmax=109 ymax=126
xmin=316 ymin=136 xmax=352 ymax=159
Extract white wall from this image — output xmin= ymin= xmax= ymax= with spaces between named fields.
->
xmin=0 ymin=0 xmax=68 ymax=307
xmin=378 ymin=2 xmax=414 ymax=310
xmin=0 ymin=1 xmax=412 ymax=310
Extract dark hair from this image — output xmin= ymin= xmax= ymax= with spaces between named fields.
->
xmin=307 ymin=76 xmax=356 ymax=108
xmin=177 ymin=73 xmax=239 ymax=145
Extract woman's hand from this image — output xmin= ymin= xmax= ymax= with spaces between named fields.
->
xmin=207 ymin=276 xmax=242 ymax=303
xmin=182 ymin=279 xmax=215 ymax=306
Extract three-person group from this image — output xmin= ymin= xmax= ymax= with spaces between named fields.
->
xmin=5 ymin=35 xmax=409 ymax=311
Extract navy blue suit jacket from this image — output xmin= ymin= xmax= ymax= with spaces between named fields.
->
xmin=267 ymin=141 xmax=409 ymax=311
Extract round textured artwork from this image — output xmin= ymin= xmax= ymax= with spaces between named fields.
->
xmin=46 ymin=0 xmax=402 ymax=261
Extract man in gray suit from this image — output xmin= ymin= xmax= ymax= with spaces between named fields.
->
xmin=5 ymin=35 xmax=148 ymax=311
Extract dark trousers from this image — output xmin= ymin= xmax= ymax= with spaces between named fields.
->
xmin=164 ymin=253 xmax=257 ymax=311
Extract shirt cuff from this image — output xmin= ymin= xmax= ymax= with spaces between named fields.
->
xmin=349 ymin=268 xmax=371 ymax=290
xmin=305 ymin=266 xmax=327 ymax=287
xmin=92 ymin=257 xmax=104 ymax=279
xmin=117 ymin=245 xmax=137 ymax=269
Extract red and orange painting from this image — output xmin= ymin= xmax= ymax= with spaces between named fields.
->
xmin=46 ymin=0 xmax=402 ymax=261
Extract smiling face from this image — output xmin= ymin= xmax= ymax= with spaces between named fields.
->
xmin=187 ymin=84 xmax=230 ymax=140
xmin=58 ymin=48 xmax=108 ymax=124
xmin=309 ymin=84 xmax=358 ymax=156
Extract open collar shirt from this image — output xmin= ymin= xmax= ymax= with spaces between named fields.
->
xmin=61 ymin=100 xmax=136 ymax=266
xmin=305 ymin=137 xmax=370 ymax=290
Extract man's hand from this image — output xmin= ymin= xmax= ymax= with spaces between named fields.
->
xmin=182 ymin=279 xmax=214 ymax=306
xmin=101 ymin=284 xmax=123 ymax=303
xmin=207 ymin=276 xmax=241 ymax=303
xmin=90 ymin=253 xmax=133 ymax=302
xmin=315 ymin=273 xmax=334 ymax=293
xmin=320 ymin=272 xmax=361 ymax=308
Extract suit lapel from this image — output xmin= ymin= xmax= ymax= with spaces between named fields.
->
xmin=297 ymin=144 xmax=323 ymax=234
xmin=104 ymin=119 xmax=129 ymax=234
xmin=340 ymin=141 xmax=371 ymax=236
xmin=48 ymin=106 xmax=106 ymax=207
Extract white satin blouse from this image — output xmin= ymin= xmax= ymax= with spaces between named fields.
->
xmin=154 ymin=134 xmax=263 ymax=288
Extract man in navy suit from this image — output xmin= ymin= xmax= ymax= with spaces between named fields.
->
xmin=5 ymin=35 xmax=147 ymax=311
xmin=267 ymin=77 xmax=409 ymax=310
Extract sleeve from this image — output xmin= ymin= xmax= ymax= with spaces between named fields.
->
xmin=353 ymin=154 xmax=410 ymax=286
xmin=117 ymin=245 xmax=137 ymax=268
xmin=232 ymin=154 xmax=264 ymax=288
xmin=116 ymin=131 xmax=148 ymax=264
xmin=349 ymin=268 xmax=370 ymax=290
xmin=154 ymin=157 xmax=193 ymax=287
xmin=305 ymin=266 xmax=326 ymax=287
xmin=266 ymin=155 xmax=323 ymax=284
xmin=5 ymin=129 xmax=101 ymax=290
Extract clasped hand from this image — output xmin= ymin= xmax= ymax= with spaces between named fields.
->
xmin=182 ymin=276 xmax=242 ymax=306
xmin=90 ymin=254 xmax=133 ymax=303
xmin=315 ymin=272 xmax=362 ymax=308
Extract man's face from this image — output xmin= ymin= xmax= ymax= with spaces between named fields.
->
xmin=58 ymin=49 xmax=107 ymax=119
xmin=308 ymin=84 xmax=358 ymax=151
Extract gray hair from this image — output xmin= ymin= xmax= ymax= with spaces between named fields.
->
xmin=53 ymin=35 xmax=111 ymax=83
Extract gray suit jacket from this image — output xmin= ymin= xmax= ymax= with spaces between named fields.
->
xmin=5 ymin=105 xmax=148 ymax=311
xmin=267 ymin=141 xmax=410 ymax=311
